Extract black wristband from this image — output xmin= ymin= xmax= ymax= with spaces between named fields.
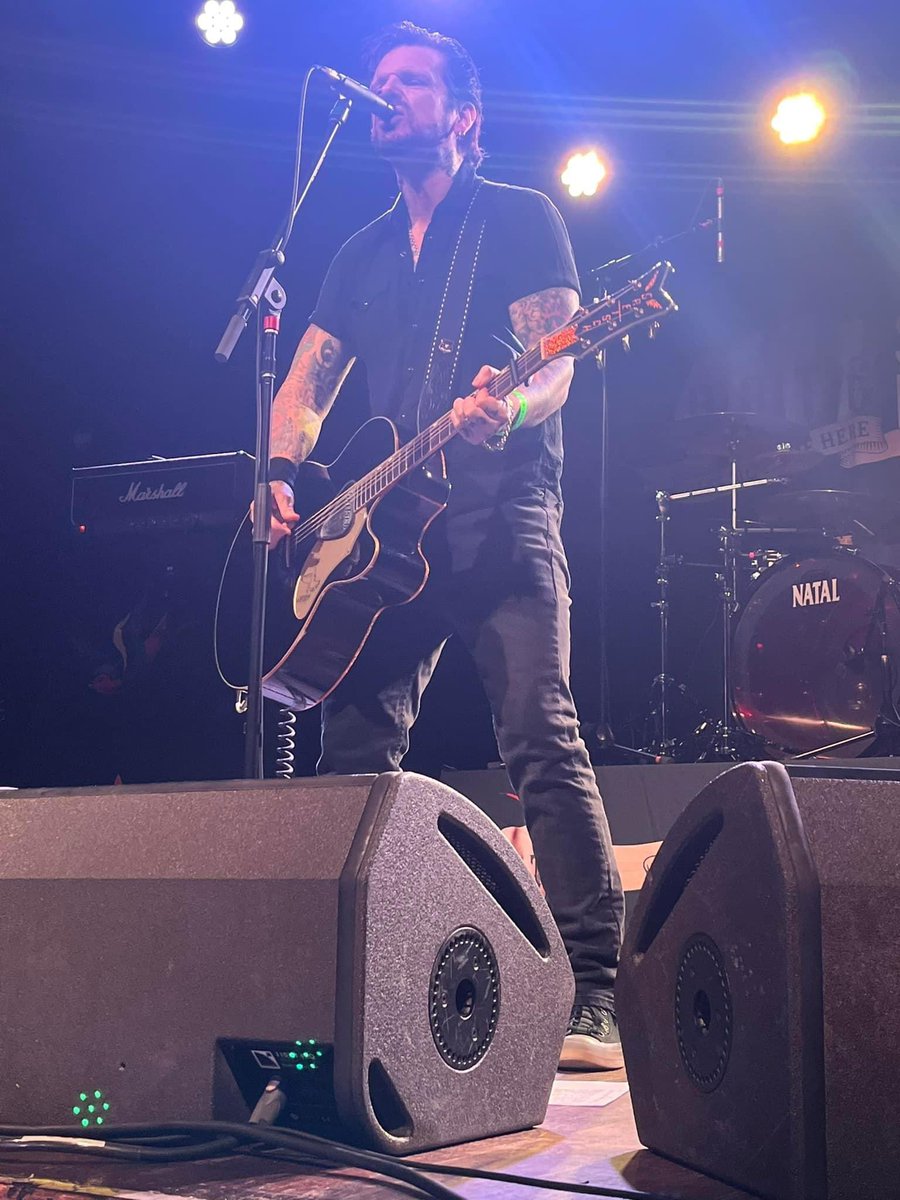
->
xmin=269 ymin=457 xmax=299 ymax=489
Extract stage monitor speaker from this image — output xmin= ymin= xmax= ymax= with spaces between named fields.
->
xmin=0 ymin=772 xmax=573 ymax=1154
xmin=617 ymin=760 xmax=900 ymax=1200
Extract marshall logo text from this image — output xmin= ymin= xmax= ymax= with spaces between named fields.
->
xmin=792 ymin=578 xmax=841 ymax=608
xmin=118 ymin=480 xmax=188 ymax=504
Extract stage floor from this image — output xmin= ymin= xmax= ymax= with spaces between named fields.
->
xmin=0 ymin=1070 xmax=749 ymax=1200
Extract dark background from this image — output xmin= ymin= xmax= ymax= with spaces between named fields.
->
xmin=2 ymin=0 xmax=899 ymax=786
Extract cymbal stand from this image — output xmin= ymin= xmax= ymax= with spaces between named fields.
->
xmin=717 ymin=446 xmax=742 ymax=758
xmin=645 ymin=490 xmax=678 ymax=757
xmin=669 ymin=463 xmax=781 ymax=761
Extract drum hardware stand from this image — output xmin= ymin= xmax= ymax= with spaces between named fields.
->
xmin=641 ymin=489 xmax=693 ymax=759
xmin=668 ymin=468 xmax=784 ymax=762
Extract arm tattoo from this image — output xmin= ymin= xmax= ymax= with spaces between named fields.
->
xmin=270 ymin=324 xmax=354 ymax=463
xmin=505 ymin=287 xmax=579 ymax=425
xmin=508 ymin=286 xmax=580 ymax=349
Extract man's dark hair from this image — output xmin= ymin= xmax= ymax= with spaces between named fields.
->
xmin=363 ymin=21 xmax=485 ymax=168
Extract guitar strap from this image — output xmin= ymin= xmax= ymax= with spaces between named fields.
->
xmin=414 ymin=180 xmax=488 ymax=432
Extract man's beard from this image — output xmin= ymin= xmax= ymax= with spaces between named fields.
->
xmin=372 ymin=124 xmax=455 ymax=172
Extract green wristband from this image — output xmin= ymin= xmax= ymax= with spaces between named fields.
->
xmin=510 ymin=389 xmax=528 ymax=432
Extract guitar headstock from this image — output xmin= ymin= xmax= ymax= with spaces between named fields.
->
xmin=540 ymin=261 xmax=677 ymax=362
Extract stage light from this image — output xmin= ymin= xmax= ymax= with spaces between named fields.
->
xmin=196 ymin=0 xmax=244 ymax=46
xmin=770 ymin=91 xmax=827 ymax=145
xmin=561 ymin=150 xmax=609 ymax=198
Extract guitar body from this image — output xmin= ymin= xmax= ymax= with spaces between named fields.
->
xmin=217 ymin=417 xmax=449 ymax=711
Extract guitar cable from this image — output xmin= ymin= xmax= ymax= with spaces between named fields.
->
xmin=0 ymin=1117 xmax=689 ymax=1200
xmin=275 ymin=707 xmax=297 ymax=777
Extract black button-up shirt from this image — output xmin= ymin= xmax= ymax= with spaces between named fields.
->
xmin=310 ymin=166 xmax=580 ymax=516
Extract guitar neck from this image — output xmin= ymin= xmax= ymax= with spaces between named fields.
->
xmin=350 ymin=344 xmax=545 ymax=509
xmin=294 ymin=263 xmax=675 ymax=543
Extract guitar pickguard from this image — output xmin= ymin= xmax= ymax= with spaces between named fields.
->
xmin=292 ymin=508 xmax=368 ymax=621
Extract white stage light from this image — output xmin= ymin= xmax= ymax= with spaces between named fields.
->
xmin=770 ymin=92 xmax=827 ymax=145
xmin=561 ymin=150 xmax=609 ymax=198
xmin=196 ymin=0 xmax=244 ymax=47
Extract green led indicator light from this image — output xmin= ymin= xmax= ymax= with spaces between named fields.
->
xmin=79 ymin=1093 xmax=88 ymax=1102
xmin=87 ymin=1105 xmax=95 ymax=1114
xmin=295 ymin=1063 xmax=304 ymax=1071
xmin=94 ymin=1091 xmax=102 ymax=1100
xmin=294 ymin=1040 xmax=303 ymax=1046
xmin=308 ymin=1039 xmax=316 ymax=1046
xmin=97 ymin=1117 xmax=104 ymax=1126
xmin=81 ymin=1118 xmax=90 ymax=1128
xmin=302 ymin=1051 xmax=310 ymax=1059
xmin=102 ymin=1103 xmax=110 ymax=1111
xmin=310 ymin=1063 xmax=317 ymax=1071
xmin=288 ymin=1051 xmax=297 ymax=1059
xmin=315 ymin=1049 xmax=323 ymax=1058
xmin=72 ymin=1106 xmax=81 ymax=1116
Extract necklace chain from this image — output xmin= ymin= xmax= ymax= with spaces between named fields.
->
xmin=408 ymin=225 xmax=421 ymax=263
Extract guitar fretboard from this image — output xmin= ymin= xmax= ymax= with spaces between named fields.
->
xmin=350 ymin=343 xmax=545 ymax=509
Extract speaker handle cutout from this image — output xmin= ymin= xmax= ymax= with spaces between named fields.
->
xmin=633 ymin=810 xmax=724 ymax=956
xmin=437 ymin=814 xmax=550 ymax=957
xmin=367 ymin=1058 xmax=413 ymax=1140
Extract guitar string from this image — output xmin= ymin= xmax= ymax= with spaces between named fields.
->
xmin=287 ymin=272 xmax=668 ymax=548
xmin=287 ymin=345 xmax=544 ymax=547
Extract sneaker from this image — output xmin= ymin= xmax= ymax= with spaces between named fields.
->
xmin=559 ymin=1003 xmax=624 ymax=1071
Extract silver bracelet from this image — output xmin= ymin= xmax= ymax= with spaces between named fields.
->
xmin=482 ymin=396 xmax=515 ymax=453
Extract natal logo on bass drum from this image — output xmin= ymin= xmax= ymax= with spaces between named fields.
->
xmin=792 ymin=577 xmax=841 ymax=607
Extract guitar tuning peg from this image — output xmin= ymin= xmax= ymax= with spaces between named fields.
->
xmin=648 ymin=320 xmax=661 ymax=340
xmin=621 ymin=333 xmax=631 ymax=353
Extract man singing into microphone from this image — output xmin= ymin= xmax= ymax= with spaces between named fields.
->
xmin=268 ymin=22 xmax=625 ymax=1069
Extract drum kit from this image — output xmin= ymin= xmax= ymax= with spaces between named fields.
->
xmin=643 ymin=411 xmax=900 ymax=762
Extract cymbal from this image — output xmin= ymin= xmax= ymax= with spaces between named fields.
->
xmin=636 ymin=446 xmax=822 ymax=495
xmin=666 ymin=412 xmax=810 ymax=460
xmin=749 ymin=489 xmax=900 ymax=537
xmin=746 ymin=447 xmax=825 ymax=478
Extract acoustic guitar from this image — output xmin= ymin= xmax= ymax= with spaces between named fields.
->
xmin=216 ymin=262 xmax=677 ymax=710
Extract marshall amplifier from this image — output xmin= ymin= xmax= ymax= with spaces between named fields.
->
xmin=60 ymin=452 xmax=257 ymax=786
xmin=71 ymin=451 xmax=255 ymax=537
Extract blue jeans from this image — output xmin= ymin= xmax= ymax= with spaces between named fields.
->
xmin=319 ymin=492 xmax=624 ymax=1008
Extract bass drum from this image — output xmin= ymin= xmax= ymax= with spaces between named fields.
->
xmin=732 ymin=550 xmax=900 ymax=755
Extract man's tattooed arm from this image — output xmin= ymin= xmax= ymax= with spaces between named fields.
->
xmin=270 ymin=324 xmax=355 ymax=464
xmin=506 ymin=286 xmax=579 ymax=427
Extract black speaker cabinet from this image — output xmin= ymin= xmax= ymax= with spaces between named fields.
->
xmin=618 ymin=760 xmax=900 ymax=1200
xmin=0 ymin=771 xmax=573 ymax=1154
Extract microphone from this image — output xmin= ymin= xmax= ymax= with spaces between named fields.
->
xmin=314 ymin=65 xmax=395 ymax=120
xmin=716 ymin=177 xmax=725 ymax=265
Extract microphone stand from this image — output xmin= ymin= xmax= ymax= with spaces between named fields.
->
xmin=215 ymin=96 xmax=353 ymax=780
xmin=587 ymin=218 xmax=712 ymax=763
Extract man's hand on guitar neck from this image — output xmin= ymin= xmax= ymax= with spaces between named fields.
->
xmin=451 ymin=365 xmax=513 ymax=445
xmin=266 ymin=481 xmax=299 ymax=549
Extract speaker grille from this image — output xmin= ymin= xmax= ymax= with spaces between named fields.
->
xmin=429 ymin=928 xmax=500 ymax=1070
xmin=674 ymin=933 xmax=733 ymax=1093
